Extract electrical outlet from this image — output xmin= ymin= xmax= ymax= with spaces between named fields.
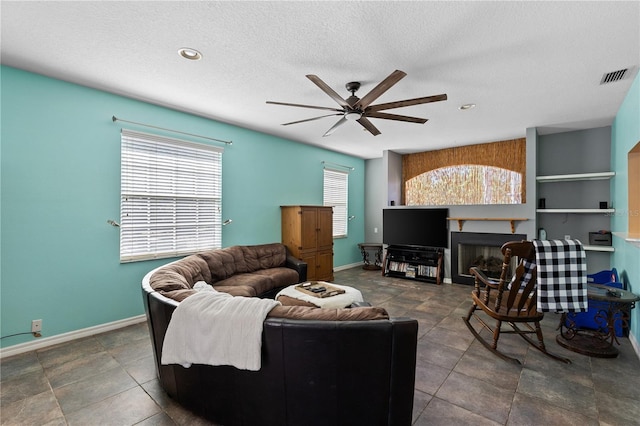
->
xmin=31 ymin=319 xmax=42 ymax=333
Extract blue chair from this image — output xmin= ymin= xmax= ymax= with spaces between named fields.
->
xmin=587 ymin=268 xmax=620 ymax=285
xmin=565 ymin=268 xmax=626 ymax=336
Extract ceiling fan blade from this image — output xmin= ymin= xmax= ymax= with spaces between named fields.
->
xmin=282 ymin=113 xmax=342 ymax=126
xmin=366 ymin=111 xmax=428 ymax=124
xmin=266 ymin=100 xmax=343 ymax=113
xmin=356 ymin=70 xmax=407 ymax=109
xmin=366 ymin=94 xmax=448 ymax=112
xmin=323 ymin=117 xmax=348 ymax=137
xmin=306 ymin=75 xmax=350 ymax=108
xmin=357 ymin=117 xmax=381 ymax=136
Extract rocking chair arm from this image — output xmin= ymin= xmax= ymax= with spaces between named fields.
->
xmin=469 ymin=267 xmax=500 ymax=289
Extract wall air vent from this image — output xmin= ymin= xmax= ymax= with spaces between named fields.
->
xmin=600 ymin=68 xmax=628 ymax=84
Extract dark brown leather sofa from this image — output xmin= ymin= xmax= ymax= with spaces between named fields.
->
xmin=142 ymin=243 xmax=418 ymax=426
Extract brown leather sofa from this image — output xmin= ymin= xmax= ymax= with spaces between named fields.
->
xmin=142 ymin=243 xmax=418 ymax=426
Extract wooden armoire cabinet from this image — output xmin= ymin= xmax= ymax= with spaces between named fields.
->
xmin=281 ymin=205 xmax=334 ymax=282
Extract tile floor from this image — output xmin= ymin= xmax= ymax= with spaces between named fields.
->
xmin=2 ymin=267 xmax=640 ymax=425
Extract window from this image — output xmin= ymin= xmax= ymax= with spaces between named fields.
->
xmin=120 ymin=129 xmax=223 ymax=262
xmin=405 ymin=165 xmax=522 ymax=205
xmin=323 ymin=167 xmax=348 ymax=238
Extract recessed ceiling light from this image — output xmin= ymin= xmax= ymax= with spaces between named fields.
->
xmin=178 ymin=48 xmax=202 ymax=61
xmin=459 ymin=103 xmax=476 ymax=110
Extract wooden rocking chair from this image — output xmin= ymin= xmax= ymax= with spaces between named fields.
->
xmin=462 ymin=240 xmax=571 ymax=364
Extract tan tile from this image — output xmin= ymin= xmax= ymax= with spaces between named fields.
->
xmin=415 ymin=396 xmax=501 ymax=426
xmin=0 ymin=351 xmax=42 ymax=381
xmin=64 ymin=386 xmax=161 ymax=426
xmin=53 ymin=366 xmax=137 ymax=414
xmin=508 ymin=392 xmax=599 ymax=425
xmin=0 ymin=369 xmax=50 ymax=406
xmin=0 ymin=390 xmax=63 ymax=426
xmin=436 ymin=371 xmax=513 ymax=424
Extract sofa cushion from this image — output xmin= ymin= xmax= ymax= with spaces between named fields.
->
xmin=212 ymin=285 xmax=257 ymax=298
xmin=159 ymin=289 xmax=197 ymax=302
xmin=252 ymin=267 xmax=299 ymax=287
xmin=276 ymin=295 xmax=318 ymax=307
xmin=241 ymin=243 xmax=287 ymax=272
xmin=267 ymin=305 xmax=389 ymax=321
xmin=198 ymin=246 xmax=246 ymax=282
xmin=149 ymin=255 xmax=211 ymax=292
xmin=214 ymin=273 xmax=273 ymax=296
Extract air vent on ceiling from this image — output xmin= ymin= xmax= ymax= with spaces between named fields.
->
xmin=600 ymin=68 xmax=628 ymax=84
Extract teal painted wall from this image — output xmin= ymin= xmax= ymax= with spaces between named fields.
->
xmin=0 ymin=66 xmax=365 ymax=348
xmin=611 ymin=72 xmax=640 ymax=344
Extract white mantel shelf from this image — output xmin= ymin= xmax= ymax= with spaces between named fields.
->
xmin=447 ymin=217 xmax=528 ymax=234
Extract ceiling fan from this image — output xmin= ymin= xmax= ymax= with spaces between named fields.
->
xmin=266 ymin=70 xmax=447 ymax=137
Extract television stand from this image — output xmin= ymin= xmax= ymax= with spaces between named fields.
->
xmin=383 ymin=245 xmax=444 ymax=285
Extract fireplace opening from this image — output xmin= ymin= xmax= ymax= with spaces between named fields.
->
xmin=451 ymin=232 xmax=526 ymax=285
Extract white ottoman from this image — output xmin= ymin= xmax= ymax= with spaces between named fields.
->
xmin=276 ymin=282 xmax=364 ymax=309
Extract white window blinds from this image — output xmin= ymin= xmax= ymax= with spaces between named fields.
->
xmin=120 ymin=129 xmax=223 ymax=262
xmin=323 ymin=168 xmax=348 ymax=238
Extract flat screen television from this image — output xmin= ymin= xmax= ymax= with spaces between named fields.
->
xmin=383 ymin=208 xmax=449 ymax=248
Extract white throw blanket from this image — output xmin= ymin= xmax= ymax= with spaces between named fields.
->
xmin=161 ymin=285 xmax=280 ymax=371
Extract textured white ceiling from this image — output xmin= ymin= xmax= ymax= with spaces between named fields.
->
xmin=2 ymin=1 xmax=638 ymax=159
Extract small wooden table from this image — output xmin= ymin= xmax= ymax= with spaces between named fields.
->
xmin=556 ymin=284 xmax=640 ymax=358
xmin=357 ymin=243 xmax=383 ymax=270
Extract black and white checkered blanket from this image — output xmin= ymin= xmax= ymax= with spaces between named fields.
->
xmin=533 ymin=239 xmax=587 ymax=313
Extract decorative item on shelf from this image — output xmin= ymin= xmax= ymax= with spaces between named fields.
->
xmin=405 ymin=266 xmax=417 ymax=278
xmin=599 ymin=201 xmax=608 ymax=209
xmin=539 ymin=198 xmax=546 ymax=209
xmin=538 ymin=228 xmax=547 ymax=240
xmin=589 ymin=230 xmax=612 ymax=246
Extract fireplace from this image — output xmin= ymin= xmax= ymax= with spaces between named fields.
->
xmin=451 ymin=232 xmax=526 ymax=285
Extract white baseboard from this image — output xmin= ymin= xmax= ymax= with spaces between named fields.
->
xmin=334 ymin=262 xmax=362 ymax=272
xmin=0 ymin=315 xmax=147 ymax=359
xmin=630 ymin=332 xmax=640 ymax=362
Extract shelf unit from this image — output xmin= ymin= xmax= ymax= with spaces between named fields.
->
xmin=383 ymin=245 xmax=444 ymax=285
xmin=537 ymin=171 xmax=615 ymax=254
xmin=534 ymin=129 xmax=616 ymax=273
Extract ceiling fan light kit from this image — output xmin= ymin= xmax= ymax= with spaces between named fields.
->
xmin=344 ymin=111 xmax=362 ymax=121
xmin=267 ymin=70 xmax=447 ymax=137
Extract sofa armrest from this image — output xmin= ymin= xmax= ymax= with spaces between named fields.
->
xmin=285 ymin=252 xmax=307 ymax=282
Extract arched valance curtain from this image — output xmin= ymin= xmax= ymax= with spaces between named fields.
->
xmin=402 ymin=138 xmax=526 ymax=205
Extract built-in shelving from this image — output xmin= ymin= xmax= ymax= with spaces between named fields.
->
xmin=536 ymin=208 xmax=615 ymax=214
xmin=536 ymin=171 xmax=615 ymax=183
xmin=583 ymin=245 xmax=615 ymax=252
